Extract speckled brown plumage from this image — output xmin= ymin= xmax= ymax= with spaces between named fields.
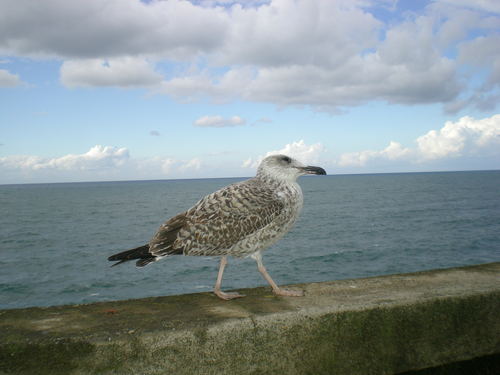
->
xmin=149 ymin=177 xmax=301 ymax=259
xmin=108 ymin=154 xmax=326 ymax=299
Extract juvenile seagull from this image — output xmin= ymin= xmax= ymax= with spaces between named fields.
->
xmin=108 ymin=155 xmax=326 ymax=300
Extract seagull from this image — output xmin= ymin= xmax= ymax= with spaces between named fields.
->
xmin=108 ymin=154 xmax=326 ymax=300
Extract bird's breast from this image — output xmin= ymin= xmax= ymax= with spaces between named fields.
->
xmin=277 ymin=182 xmax=303 ymax=211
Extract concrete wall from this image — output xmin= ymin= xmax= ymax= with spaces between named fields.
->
xmin=1 ymin=262 xmax=499 ymax=375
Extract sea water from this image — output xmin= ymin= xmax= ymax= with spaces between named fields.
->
xmin=1 ymin=171 xmax=499 ymax=309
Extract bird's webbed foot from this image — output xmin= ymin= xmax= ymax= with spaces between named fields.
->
xmin=214 ymin=290 xmax=246 ymax=300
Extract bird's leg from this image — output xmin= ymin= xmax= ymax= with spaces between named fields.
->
xmin=213 ymin=256 xmax=245 ymax=300
xmin=252 ymin=252 xmax=304 ymax=297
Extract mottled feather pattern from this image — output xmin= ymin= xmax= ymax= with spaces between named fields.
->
xmin=148 ymin=176 xmax=303 ymax=258
xmin=107 ymin=154 xmax=326 ymax=299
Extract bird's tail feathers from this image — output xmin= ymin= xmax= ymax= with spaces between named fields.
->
xmin=135 ymin=257 xmax=158 ymax=267
xmin=108 ymin=244 xmax=156 ymax=268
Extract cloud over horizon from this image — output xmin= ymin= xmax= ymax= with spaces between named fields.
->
xmin=0 ymin=145 xmax=129 ymax=172
xmin=242 ymin=140 xmax=325 ymax=169
xmin=0 ymin=145 xmax=206 ymax=183
xmin=416 ymin=115 xmax=500 ymax=160
xmin=337 ymin=114 xmax=500 ymax=167
xmin=1 ymin=114 xmax=499 ymax=184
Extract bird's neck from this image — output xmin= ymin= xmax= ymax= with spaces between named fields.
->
xmin=256 ymin=170 xmax=298 ymax=185
xmin=255 ymin=173 xmax=300 ymax=190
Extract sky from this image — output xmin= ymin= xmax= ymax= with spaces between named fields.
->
xmin=1 ymin=0 xmax=499 ymax=184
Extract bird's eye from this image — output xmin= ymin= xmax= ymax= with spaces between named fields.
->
xmin=281 ymin=156 xmax=291 ymax=164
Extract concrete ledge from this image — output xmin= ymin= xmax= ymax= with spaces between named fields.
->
xmin=1 ymin=262 xmax=499 ymax=375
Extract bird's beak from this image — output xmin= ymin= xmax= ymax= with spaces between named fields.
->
xmin=299 ymin=166 xmax=327 ymax=175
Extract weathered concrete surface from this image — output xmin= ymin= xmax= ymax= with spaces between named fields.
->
xmin=1 ymin=262 xmax=499 ymax=375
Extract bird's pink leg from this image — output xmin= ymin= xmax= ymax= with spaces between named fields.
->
xmin=252 ymin=252 xmax=304 ymax=297
xmin=213 ymin=256 xmax=245 ymax=300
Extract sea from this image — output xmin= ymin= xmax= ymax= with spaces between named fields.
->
xmin=1 ymin=171 xmax=499 ymax=310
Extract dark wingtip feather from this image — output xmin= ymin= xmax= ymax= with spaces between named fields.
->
xmin=110 ymin=259 xmax=129 ymax=267
xmin=108 ymin=244 xmax=151 ymax=267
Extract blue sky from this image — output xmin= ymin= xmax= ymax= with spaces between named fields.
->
xmin=1 ymin=0 xmax=499 ymax=184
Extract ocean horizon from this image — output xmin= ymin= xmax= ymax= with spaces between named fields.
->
xmin=1 ymin=170 xmax=499 ymax=309
xmin=2 ymin=167 xmax=499 ymax=186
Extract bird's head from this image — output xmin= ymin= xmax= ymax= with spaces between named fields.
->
xmin=256 ymin=154 xmax=326 ymax=182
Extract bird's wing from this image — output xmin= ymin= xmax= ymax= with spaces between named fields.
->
xmin=149 ymin=179 xmax=285 ymax=257
xmin=148 ymin=212 xmax=187 ymax=257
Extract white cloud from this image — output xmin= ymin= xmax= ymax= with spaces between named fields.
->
xmin=155 ymin=157 xmax=202 ymax=175
xmin=156 ymin=2 xmax=463 ymax=111
xmin=270 ymin=140 xmax=324 ymax=164
xmin=2 ymin=114 xmax=499 ymax=183
xmin=336 ymin=114 xmax=500 ymax=168
xmin=60 ymin=57 xmax=162 ymax=88
xmin=0 ymin=0 xmax=499 ymax=111
xmin=158 ymin=66 xmax=255 ymax=103
xmin=0 ymin=145 xmax=210 ymax=183
xmin=214 ymin=0 xmax=380 ymax=68
xmin=179 ymin=157 xmax=202 ymax=171
xmin=194 ymin=115 xmax=245 ymax=127
xmin=382 ymin=141 xmax=413 ymax=160
xmin=160 ymin=158 xmax=176 ymax=174
xmin=161 ymin=1 xmax=497 ymax=112
xmin=416 ymin=115 xmax=500 ymax=160
xmin=0 ymin=145 xmax=130 ymax=171
xmin=0 ymin=68 xmax=22 ymax=87
xmin=243 ymin=140 xmax=324 ymax=169
xmin=0 ymin=0 xmax=228 ymax=59
xmin=248 ymin=55 xmax=458 ymax=108
xmin=338 ymin=141 xmax=412 ymax=167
